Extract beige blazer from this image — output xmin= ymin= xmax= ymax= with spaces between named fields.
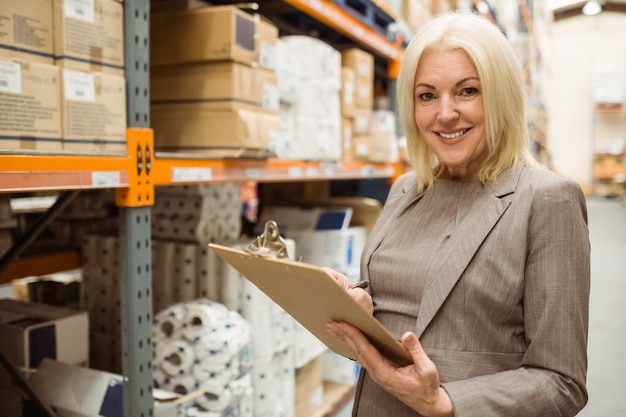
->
xmin=354 ymin=165 xmax=590 ymax=417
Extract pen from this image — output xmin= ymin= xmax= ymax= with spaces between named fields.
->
xmin=351 ymin=281 xmax=369 ymax=290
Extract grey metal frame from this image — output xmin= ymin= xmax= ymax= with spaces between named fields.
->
xmin=121 ymin=0 xmax=153 ymax=415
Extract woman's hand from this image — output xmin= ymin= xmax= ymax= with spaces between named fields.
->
xmin=327 ymin=321 xmax=454 ymax=417
xmin=323 ymin=267 xmax=374 ymax=314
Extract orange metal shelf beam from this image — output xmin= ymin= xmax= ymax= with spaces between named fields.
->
xmin=0 ymin=129 xmax=401 ymax=192
xmin=0 ymin=250 xmax=80 ymax=284
xmin=0 ymin=152 xmax=131 ymax=193
xmin=151 ymin=155 xmax=399 ymax=185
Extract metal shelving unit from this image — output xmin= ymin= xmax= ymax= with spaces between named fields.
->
xmin=0 ymin=0 xmax=404 ymax=414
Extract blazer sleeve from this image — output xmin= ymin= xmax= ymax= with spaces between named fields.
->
xmin=441 ymin=176 xmax=591 ymax=417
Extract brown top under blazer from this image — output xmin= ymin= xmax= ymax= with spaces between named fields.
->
xmin=353 ymin=165 xmax=590 ymax=417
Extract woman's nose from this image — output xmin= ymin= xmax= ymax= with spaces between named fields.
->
xmin=438 ymin=96 xmax=460 ymax=122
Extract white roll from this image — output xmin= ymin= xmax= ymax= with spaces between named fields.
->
xmin=195 ymin=384 xmax=234 ymax=412
xmin=192 ymin=361 xmax=235 ymax=385
xmin=164 ymin=373 xmax=199 ymax=396
xmin=181 ymin=301 xmax=228 ymax=342
xmin=157 ymin=340 xmax=195 ymax=377
xmin=152 ymin=368 xmax=169 ymax=388
xmin=153 ymin=303 xmax=187 ymax=342
xmin=191 ymin=337 xmax=220 ymax=362
xmin=195 ymin=246 xmax=220 ymax=301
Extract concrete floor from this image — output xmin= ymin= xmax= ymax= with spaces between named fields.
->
xmin=578 ymin=198 xmax=626 ymax=417
xmin=337 ymin=197 xmax=626 ymax=417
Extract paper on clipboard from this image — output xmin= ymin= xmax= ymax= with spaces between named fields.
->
xmin=208 ymin=224 xmax=412 ymax=367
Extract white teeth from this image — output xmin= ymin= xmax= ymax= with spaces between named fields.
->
xmin=440 ymin=130 xmax=466 ymax=139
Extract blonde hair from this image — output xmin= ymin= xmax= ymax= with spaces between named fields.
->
xmin=397 ymin=11 xmax=537 ymax=192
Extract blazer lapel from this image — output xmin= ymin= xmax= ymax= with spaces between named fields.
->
xmin=414 ymin=166 xmax=523 ymax=338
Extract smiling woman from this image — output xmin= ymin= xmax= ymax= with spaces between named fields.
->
xmin=324 ymin=10 xmax=591 ymax=417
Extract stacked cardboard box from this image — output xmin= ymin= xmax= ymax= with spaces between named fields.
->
xmin=0 ymin=299 xmax=89 ymax=416
xmin=0 ymin=0 xmax=126 ymax=154
xmin=150 ymin=5 xmax=280 ymax=157
xmin=340 ymin=48 xmax=375 ymax=162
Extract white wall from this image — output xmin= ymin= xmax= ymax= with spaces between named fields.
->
xmin=544 ymin=12 xmax=626 ymax=187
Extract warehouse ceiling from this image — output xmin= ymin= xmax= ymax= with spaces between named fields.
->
xmin=551 ymin=0 xmax=626 ymax=20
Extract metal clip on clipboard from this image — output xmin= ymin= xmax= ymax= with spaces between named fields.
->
xmin=246 ymin=220 xmax=289 ymax=259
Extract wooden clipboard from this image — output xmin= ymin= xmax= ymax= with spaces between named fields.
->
xmin=208 ymin=222 xmax=412 ymax=367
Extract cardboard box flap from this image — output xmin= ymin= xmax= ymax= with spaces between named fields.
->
xmin=29 ymin=358 xmax=123 ymax=416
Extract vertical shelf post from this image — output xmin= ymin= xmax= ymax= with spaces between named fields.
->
xmin=119 ymin=0 xmax=153 ymax=414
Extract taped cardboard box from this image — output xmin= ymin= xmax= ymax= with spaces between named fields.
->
xmin=0 ymin=299 xmax=89 ymax=388
xmin=341 ymin=48 xmax=374 ymax=110
xmin=0 ymin=59 xmax=62 ymax=151
xmin=0 ymin=0 xmax=54 ymax=64
xmin=61 ymin=69 xmax=127 ymax=153
xmin=151 ymin=103 xmax=279 ymax=158
xmin=151 ymin=62 xmax=279 ymax=113
xmin=53 ymin=0 xmax=124 ymax=75
xmin=151 ymin=5 xmax=258 ymax=67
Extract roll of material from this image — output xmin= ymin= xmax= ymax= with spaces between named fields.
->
xmin=181 ymin=301 xmax=227 ymax=342
xmin=152 ymin=299 xmax=253 ymax=412
xmin=158 ymin=340 xmax=195 ymax=377
xmin=153 ymin=303 xmax=187 ymax=342
xmin=184 ymin=302 xmax=228 ymax=340
xmin=195 ymin=384 xmax=234 ymax=413
xmin=196 ymin=246 xmax=219 ymax=301
xmin=192 ymin=364 xmax=235 ymax=388
xmin=152 ymin=368 xmax=169 ymax=389
xmin=163 ymin=373 xmax=199 ymax=396
xmin=173 ymin=243 xmax=197 ymax=302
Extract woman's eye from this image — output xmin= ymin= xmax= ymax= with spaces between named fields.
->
xmin=417 ymin=92 xmax=436 ymax=102
xmin=459 ymin=87 xmax=479 ymax=97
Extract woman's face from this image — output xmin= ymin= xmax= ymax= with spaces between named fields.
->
xmin=413 ymin=48 xmax=487 ymax=180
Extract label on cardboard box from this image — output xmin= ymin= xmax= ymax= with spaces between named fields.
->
xmin=0 ymin=59 xmax=63 ymax=151
xmin=54 ymin=0 xmax=124 ymax=75
xmin=0 ymin=0 xmax=55 ymax=64
xmin=64 ymin=0 xmax=95 ymax=22
xmin=63 ymin=69 xmax=95 ymax=101
xmin=0 ymin=61 xmax=21 ymax=94
xmin=61 ymin=69 xmax=126 ymax=152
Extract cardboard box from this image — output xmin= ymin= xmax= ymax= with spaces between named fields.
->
xmin=352 ymin=108 xmax=372 ymax=135
xmin=61 ymin=69 xmax=127 ymax=153
xmin=151 ymin=6 xmax=258 ymax=67
xmin=53 ymin=0 xmax=125 ymax=75
xmin=0 ymin=299 xmax=89 ymax=387
xmin=341 ymin=48 xmax=374 ymax=110
xmin=341 ymin=116 xmax=354 ymax=161
xmin=349 ymin=135 xmax=371 ymax=162
xmin=341 ymin=48 xmax=374 ymax=83
xmin=12 ymin=269 xmax=81 ymax=308
xmin=341 ymin=68 xmax=356 ymax=118
xmin=29 ymin=358 xmax=200 ymax=417
xmin=0 ymin=0 xmax=54 ymax=64
xmin=295 ymin=355 xmax=324 ymax=417
xmin=0 ymin=59 xmax=62 ymax=151
xmin=151 ymin=103 xmax=279 ymax=157
xmin=151 ymin=62 xmax=279 ymax=113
